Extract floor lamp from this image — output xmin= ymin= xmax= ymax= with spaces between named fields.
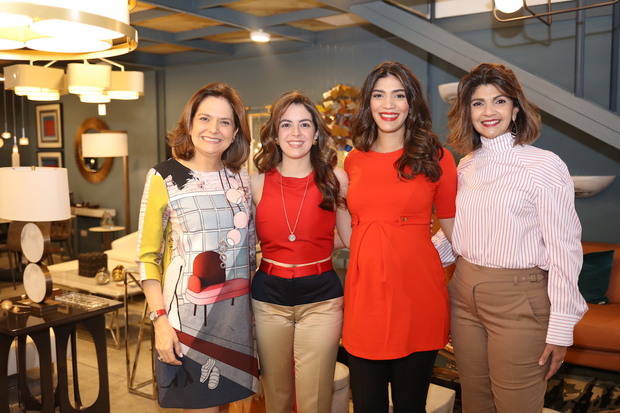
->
xmin=81 ymin=131 xmax=130 ymax=233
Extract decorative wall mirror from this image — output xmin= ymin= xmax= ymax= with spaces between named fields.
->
xmin=75 ymin=117 xmax=114 ymax=183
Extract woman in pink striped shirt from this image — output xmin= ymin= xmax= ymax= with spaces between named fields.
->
xmin=445 ymin=63 xmax=588 ymax=413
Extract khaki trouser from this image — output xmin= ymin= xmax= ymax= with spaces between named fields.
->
xmin=252 ymin=297 xmax=343 ymax=413
xmin=448 ymin=258 xmax=550 ymax=413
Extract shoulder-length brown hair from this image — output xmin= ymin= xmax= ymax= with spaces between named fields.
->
xmin=254 ymin=91 xmax=341 ymax=211
xmin=352 ymin=61 xmax=444 ymax=182
xmin=167 ymin=82 xmax=250 ymax=172
xmin=447 ymin=63 xmax=541 ymax=154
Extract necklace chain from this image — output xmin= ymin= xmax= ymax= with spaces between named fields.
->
xmin=280 ymin=172 xmax=310 ymax=242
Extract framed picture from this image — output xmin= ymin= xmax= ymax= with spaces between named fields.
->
xmin=37 ymin=151 xmax=63 ymax=167
xmin=247 ymin=111 xmax=270 ymax=174
xmin=36 ymin=103 xmax=63 ymax=148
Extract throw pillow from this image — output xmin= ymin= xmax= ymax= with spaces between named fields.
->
xmin=578 ymin=250 xmax=614 ymax=304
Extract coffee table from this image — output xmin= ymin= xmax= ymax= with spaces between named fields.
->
xmin=47 ymin=259 xmax=143 ymax=347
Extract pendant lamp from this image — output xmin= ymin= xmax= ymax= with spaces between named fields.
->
xmin=18 ymin=96 xmax=28 ymax=145
xmin=11 ymin=91 xmax=19 ymax=166
xmin=2 ymin=85 xmax=10 ymax=139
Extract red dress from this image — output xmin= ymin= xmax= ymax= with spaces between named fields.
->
xmin=343 ymin=148 xmax=457 ymax=359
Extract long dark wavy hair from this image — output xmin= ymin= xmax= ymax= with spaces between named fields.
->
xmin=352 ymin=61 xmax=443 ymax=181
xmin=448 ymin=63 xmax=541 ymax=154
xmin=254 ymin=91 xmax=341 ymax=211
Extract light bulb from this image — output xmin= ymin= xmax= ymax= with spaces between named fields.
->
xmin=0 ymin=138 xmax=3 ymax=148
xmin=495 ymin=0 xmax=524 ymax=13
xmin=250 ymin=30 xmax=270 ymax=43
xmin=18 ymin=136 xmax=28 ymax=145
xmin=1 ymin=131 xmax=11 ymax=139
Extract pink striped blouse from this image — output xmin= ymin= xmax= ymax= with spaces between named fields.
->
xmin=449 ymin=132 xmax=588 ymax=347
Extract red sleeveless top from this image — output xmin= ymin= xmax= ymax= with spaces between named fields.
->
xmin=256 ymin=169 xmax=335 ymax=264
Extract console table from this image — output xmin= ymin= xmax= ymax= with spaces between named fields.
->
xmin=0 ymin=290 xmax=122 ymax=413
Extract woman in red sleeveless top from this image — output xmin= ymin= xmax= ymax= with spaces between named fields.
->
xmin=249 ymin=91 xmax=350 ymax=413
xmin=344 ymin=61 xmax=457 ymax=413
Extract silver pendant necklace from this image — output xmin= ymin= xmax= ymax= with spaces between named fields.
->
xmin=280 ymin=172 xmax=310 ymax=242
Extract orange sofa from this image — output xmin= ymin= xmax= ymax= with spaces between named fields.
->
xmin=565 ymin=242 xmax=620 ymax=371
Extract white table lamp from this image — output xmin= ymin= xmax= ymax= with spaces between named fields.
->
xmin=0 ymin=167 xmax=71 ymax=305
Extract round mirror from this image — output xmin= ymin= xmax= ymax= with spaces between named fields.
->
xmin=75 ymin=118 xmax=114 ymax=183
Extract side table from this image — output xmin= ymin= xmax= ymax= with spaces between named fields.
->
xmin=0 ymin=290 xmax=122 ymax=413
xmin=88 ymin=226 xmax=126 ymax=250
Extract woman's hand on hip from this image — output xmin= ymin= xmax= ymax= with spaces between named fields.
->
xmin=539 ymin=343 xmax=566 ymax=380
xmin=154 ymin=316 xmax=183 ymax=365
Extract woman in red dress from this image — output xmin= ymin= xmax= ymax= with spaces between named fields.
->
xmin=343 ymin=61 xmax=457 ymax=413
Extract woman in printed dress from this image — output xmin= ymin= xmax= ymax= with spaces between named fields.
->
xmin=138 ymin=82 xmax=259 ymax=412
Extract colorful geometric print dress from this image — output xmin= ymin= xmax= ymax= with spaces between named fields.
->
xmin=137 ymin=158 xmax=259 ymax=409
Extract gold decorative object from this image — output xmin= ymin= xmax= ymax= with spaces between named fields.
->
xmin=112 ymin=265 xmax=125 ymax=282
xmin=317 ymin=84 xmax=360 ymax=149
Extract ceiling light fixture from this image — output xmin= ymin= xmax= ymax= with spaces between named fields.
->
xmin=80 ymin=93 xmax=111 ymax=104
xmin=2 ymin=84 xmax=11 ymax=139
xmin=0 ymin=1 xmax=137 ymax=61
xmin=18 ymin=95 xmax=28 ymax=146
xmin=493 ymin=0 xmax=619 ymax=25
xmin=108 ymin=70 xmax=144 ymax=100
xmin=67 ymin=62 xmax=111 ymax=95
xmin=250 ymin=30 xmax=271 ymax=43
xmin=3 ymin=63 xmax=65 ymax=102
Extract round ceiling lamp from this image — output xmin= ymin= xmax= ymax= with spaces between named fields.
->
xmin=0 ymin=12 xmax=32 ymax=28
xmin=250 ymin=30 xmax=271 ymax=43
xmin=26 ymin=37 xmax=112 ymax=53
xmin=0 ymin=1 xmax=137 ymax=61
xmin=494 ymin=0 xmax=524 ymax=14
xmin=0 ymin=39 xmax=25 ymax=50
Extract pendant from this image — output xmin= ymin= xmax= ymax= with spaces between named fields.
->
xmin=288 ymin=234 xmax=296 ymax=242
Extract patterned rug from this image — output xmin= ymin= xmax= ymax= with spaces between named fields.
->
xmin=433 ymin=353 xmax=620 ymax=413
xmin=545 ymin=376 xmax=620 ymax=413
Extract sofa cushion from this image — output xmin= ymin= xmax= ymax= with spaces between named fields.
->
xmin=572 ymin=303 xmax=620 ymax=352
xmin=578 ymin=250 xmax=614 ymax=304
xmin=582 ymin=242 xmax=620 ymax=303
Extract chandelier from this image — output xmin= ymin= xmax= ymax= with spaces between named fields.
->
xmin=0 ymin=0 xmax=137 ymax=60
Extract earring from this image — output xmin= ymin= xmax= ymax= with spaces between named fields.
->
xmin=511 ymin=119 xmax=518 ymax=136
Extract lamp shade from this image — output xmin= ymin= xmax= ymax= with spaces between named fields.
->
xmin=108 ymin=71 xmax=144 ymax=100
xmin=438 ymin=82 xmax=458 ymax=104
xmin=0 ymin=167 xmax=71 ymax=221
xmin=3 ymin=64 xmax=65 ymax=96
xmin=82 ymin=131 xmax=128 ymax=157
xmin=67 ymin=63 xmax=111 ymax=95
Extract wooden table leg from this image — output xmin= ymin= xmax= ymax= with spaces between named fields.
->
xmin=0 ymin=335 xmax=14 ymax=413
xmin=70 ymin=329 xmax=83 ymax=409
xmin=54 ymin=323 xmax=74 ymax=413
xmin=17 ymin=335 xmax=43 ymax=411
xmin=29 ymin=329 xmax=55 ymax=413
xmin=55 ymin=315 xmax=110 ymax=413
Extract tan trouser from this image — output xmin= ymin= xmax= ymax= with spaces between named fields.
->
xmin=448 ymin=258 xmax=550 ymax=413
xmin=252 ymin=297 xmax=343 ymax=413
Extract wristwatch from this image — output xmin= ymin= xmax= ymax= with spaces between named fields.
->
xmin=149 ymin=309 xmax=167 ymax=322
